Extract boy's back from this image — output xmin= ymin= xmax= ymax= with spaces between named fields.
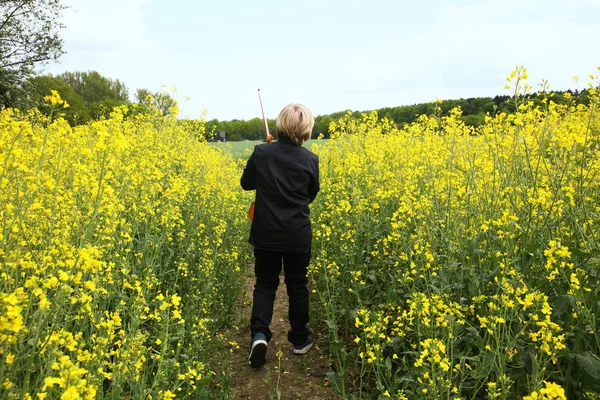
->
xmin=241 ymin=135 xmax=319 ymax=252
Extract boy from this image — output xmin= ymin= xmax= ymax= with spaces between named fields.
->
xmin=240 ymin=103 xmax=320 ymax=368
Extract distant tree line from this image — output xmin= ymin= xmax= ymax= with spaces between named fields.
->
xmin=206 ymin=89 xmax=593 ymax=141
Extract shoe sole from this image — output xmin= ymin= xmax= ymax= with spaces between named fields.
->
xmin=249 ymin=340 xmax=267 ymax=368
xmin=293 ymin=341 xmax=313 ymax=355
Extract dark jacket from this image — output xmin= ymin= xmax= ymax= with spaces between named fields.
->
xmin=241 ymin=136 xmax=320 ymax=252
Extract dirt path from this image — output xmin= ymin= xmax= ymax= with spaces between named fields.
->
xmin=225 ymin=273 xmax=336 ymax=399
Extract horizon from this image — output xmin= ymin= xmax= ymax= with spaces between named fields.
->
xmin=201 ymin=85 xmax=590 ymax=121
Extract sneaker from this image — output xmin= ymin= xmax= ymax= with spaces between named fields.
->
xmin=293 ymin=336 xmax=313 ymax=355
xmin=249 ymin=333 xmax=268 ymax=368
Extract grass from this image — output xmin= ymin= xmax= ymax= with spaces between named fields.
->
xmin=209 ymin=139 xmax=327 ymax=158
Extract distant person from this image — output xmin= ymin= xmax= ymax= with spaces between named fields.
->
xmin=240 ymin=103 xmax=320 ymax=368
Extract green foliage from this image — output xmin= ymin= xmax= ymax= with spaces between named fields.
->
xmin=19 ymin=70 xmax=132 ymax=124
xmin=90 ymin=97 xmax=128 ymax=120
xmin=206 ymin=118 xmax=276 ymax=142
xmin=24 ymin=74 xmax=90 ymax=125
xmin=135 ymin=88 xmax=178 ymax=117
xmin=0 ymin=66 xmax=22 ymax=107
xmin=58 ymin=71 xmax=128 ymax=104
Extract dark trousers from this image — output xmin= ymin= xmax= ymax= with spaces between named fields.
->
xmin=251 ymin=247 xmax=311 ymax=346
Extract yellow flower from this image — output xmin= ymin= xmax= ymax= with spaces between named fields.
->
xmin=61 ymin=386 xmax=80 ymax=400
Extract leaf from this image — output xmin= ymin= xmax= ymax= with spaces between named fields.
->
xmin=484 ymin=266 xmax=500 ymax=281
xmin=526 ymin=240 xmax=542 ymax=254
xmin=572 ymin=352 xmax=600 ymax=380
xmin=468 ymin=275 xmax=480 ymax=297
xmin=525 ymin=351 xmax=537 ymax=377
xmin=552 ymin=294 xmax=576 ymax=322
xmin=324 ymin=319 xmax=337 ymax=331
xmin=367 ymin=273 xmax=378 ymax=284
xmin=385 ymin=357 xmax=392 ymax=371
xmin=571 ymin=247 xmax=591 ymax=258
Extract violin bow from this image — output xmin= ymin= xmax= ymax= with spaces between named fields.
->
xmin=258 ymin=89 xmax=273 ymax=143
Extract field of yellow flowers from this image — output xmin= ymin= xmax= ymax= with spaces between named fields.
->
xmin=1 ymin=68 xmax=599 ymax=399
xmin=0 ymin=93 xmax=252 ymax=399
xmin=310 ymin=69 xmax=600 ymax=399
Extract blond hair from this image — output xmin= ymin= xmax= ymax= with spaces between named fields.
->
xmin=276 ymin=103 xmax=314 ymax=145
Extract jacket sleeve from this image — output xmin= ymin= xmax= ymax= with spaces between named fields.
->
xmin=308 ymin=156 xmax=320 ymax=203
xmin=240 ymin=148 xmax=257 ymax=190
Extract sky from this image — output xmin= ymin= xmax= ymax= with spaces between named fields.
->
xmin=46 ymin=0 xmax=600 ymax=121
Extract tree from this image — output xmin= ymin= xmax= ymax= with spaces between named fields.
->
xmin=24 ymin=74 xmax=90 ymax=125
xmin=0 ymin=66 xmax=20 ymax=106
xmin=59 ymin=71 xmax=129 ymax=105
xmin=135 ymin=88 xmax=178 ymax=117
xmin=0 ymin=0 xmax=66 ymax=106
xmin=153 ymin=91 xmax=177 ymax=117
xmin=58 ymin=71 xmax=130 ymax=120
xmin=135 ymin=88 xmax=152 ymax=104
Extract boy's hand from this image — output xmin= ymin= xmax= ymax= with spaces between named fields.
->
xmin=267 ymin=134 xmax=273 ymax=143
